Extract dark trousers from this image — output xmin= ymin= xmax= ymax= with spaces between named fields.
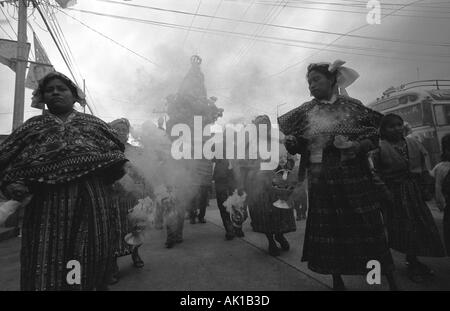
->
xmin=215 ymin=184 xmax=235 ymax=235
xmin=190 ymin=186 xmax=209 ymax=220
xmin=166 ymin=207 xmax=185 ymax=243
xmin=154 ymin=202 xmax=164 ymax=229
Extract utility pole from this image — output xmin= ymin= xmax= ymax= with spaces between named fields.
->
xmin=12 ymin=0 xmax=28 ymax=131
xmin=83 ymin=79 xmax=86 ymax=113
xmin=4 ymin=0 xmax=29 ymax=234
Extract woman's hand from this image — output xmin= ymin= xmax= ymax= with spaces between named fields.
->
xmin=334 ymin=136 xmax=361 ymax=161
xmin=334 ymin=135 xmax=352 ymax=149
xmin=6 ymin=182 xmax=30 ymax=201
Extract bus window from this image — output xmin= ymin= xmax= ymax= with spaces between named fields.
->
xmin=373 ymin=98 xmax=399 ymax=111
xmin=434 ymin=105 xmax=450 ymax=125
xmin=399 ymin=96 xmax=408 ymax=105
xmin=394 ymin=104 xmax=423 ymax=127
xmin=422 ymin=101 xmax=433 ymax=125
xmin=409 ymin=94 xmax=418 ymax=102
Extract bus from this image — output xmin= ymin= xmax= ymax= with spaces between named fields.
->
xmin=368 ymin=80 xmax=450 ymax=167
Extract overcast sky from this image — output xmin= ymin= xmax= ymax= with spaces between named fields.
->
xmin=1 ymin=0 xmax=450 ymax=134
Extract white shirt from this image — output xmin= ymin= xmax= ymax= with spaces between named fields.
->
xmin=318 ymin=94 xmax=338 ymax=105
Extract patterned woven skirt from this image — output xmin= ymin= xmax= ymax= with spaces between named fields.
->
xmin=21 ymin=176 xmax=112 ymax=291
xmin=110 ymin=195 xmax=136 ymax=257
xmin=385 ymin=177 xmax=445 ymax=257
xmin=247 ymin=170 xmax=296 ymax=235
xmin=302 ymin=163 xmax=394 ymax=275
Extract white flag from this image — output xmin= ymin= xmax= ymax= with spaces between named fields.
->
xmin=0 ymin=39 xmax=30 ymax=72
xmin=25 ymin=32 xmax=54 ymax=90
xmin=25 ymin=63 xmax=55 ymax=90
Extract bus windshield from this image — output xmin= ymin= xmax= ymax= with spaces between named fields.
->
xmin=390 ymin=104 xmax=424 ymax=127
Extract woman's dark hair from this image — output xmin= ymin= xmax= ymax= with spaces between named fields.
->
xmin=306 ymin=63 xmax=338 ymax=87
xmin=41 ymin=75 xmax=78 ymax=98
xmin=379 ymin=113 xmax=404 ymax=140
xmin=441 ymin=134 xmax=450 ymax=161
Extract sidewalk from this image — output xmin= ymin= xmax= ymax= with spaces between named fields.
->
xmin=0 ymin=200 xmax=449 ymax=291
xmin=0 ymin=204 xmax=328 ymax=291
xmin=205 ymin=200 xmax=450 ymax=291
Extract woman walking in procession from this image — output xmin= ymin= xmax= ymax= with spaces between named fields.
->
xmin=239 ymin=115 xmax=296 ymax=257
xmin=278 ymin=60 xmax=397 ymax=290
xmin=0 ymin=72 xmax=127 ymax=290
xmin=108 ymin=118 xmax=147 ymax=285
xmin=371 ymin=114 xmax=446 ymax=283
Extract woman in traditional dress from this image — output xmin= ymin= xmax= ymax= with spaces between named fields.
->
xmin=432 ymin=134 xmax=450 ymax=255
xmin=0 ymin=72 xmax=127 ymax=290
xmin=107 ymin=118 xmax=146 ymax=284
xmin=371 ymin=114 xmax=445 ymax=282
xmin=278 ymin=60 xmax=396 ymax=290
xmin=241 ymin=115 xmax=296 ymax=257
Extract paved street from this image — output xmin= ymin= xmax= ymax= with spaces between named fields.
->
xmin=1 ymin=200 xmax=449 ymax=291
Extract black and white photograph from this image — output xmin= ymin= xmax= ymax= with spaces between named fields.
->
xmin=1 ymin=0 xmax=450 ymax=297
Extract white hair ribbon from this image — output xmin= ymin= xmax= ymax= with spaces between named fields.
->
xmin=309 ymin=59 xmax=360 ymax=96
xmin=330 ymin=60 xmax=359 ymax=96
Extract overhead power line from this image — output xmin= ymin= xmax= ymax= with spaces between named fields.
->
xmin=0 ymin=4 xmax=16 ymax=38
xmin=42 ymin=1 xmax=98 ymax=114
xmin=182 ymin=0 xmax=202 ymax=50
xmin=30 ymin=0 xmax=96 ymax=114
xmin=256 ymin=0 xmax=450 ymax=13
xmin=42 ymin=3 xmax=74 ymax=73
xmin=91 ymin=0 xmax=450 ymax=47
xmin=230 ymin=0 xmax=287 ymax=68
xmin=198 ymin=0 xmax=224 ymax=53
xmin=254 ymin=1 xmax=450 ymax=18
xmin=325 ymin=0 xmax=450 ymax=6
xmin=55 ymin=6 xmax=450 ymax=64
xmin=31 ymin=0 xmax=77 ymax=82
xmin=0 ymin=23 xmax=13 ymax=39
xmin=220 ymin=0 xmax=256 ymax=66
xmin=245 ymin=0 xmax=434 ymax=83
xmin=55 ymin=7 xmax=161 ymax=68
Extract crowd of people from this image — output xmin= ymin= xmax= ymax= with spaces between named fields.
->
xmin=0 ymin=59 xmax=449 ymax=291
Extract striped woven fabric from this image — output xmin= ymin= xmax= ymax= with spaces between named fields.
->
xmin=0 ymin=111 xmax=127 ymax=186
